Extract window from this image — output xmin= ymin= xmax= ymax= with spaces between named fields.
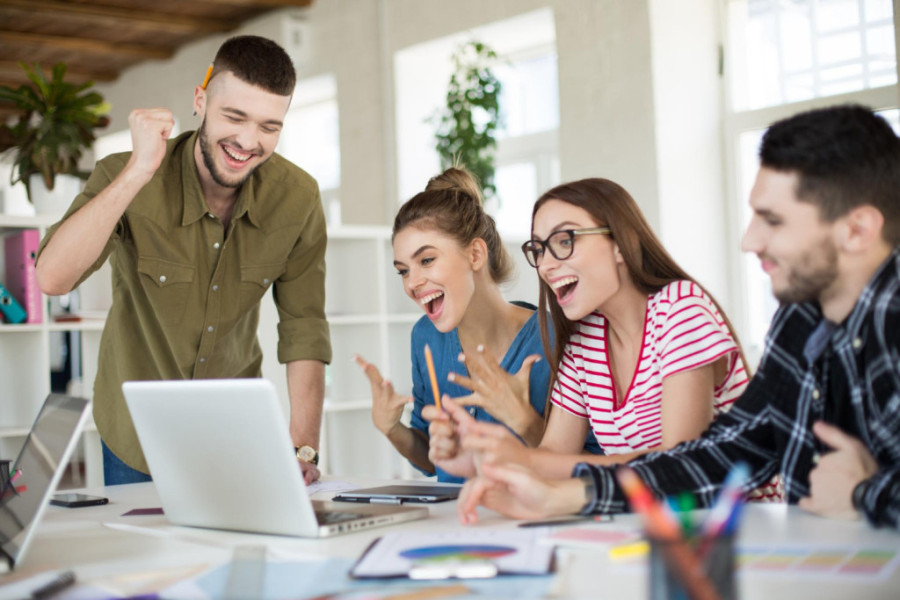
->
xmin=724 ymin=0 xmax=897 ymax=364
xmin=277 ymin=74 xmax=341 ymax=226
xmin=393 ymin=8 xmax=559 ymax=238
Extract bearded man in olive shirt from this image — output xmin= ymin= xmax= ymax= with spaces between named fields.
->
xmin=35 ymin=36 xmax=332 ymax=485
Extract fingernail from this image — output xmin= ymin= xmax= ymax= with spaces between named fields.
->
xmin=477 ymin=344 xmax=484 ymax=352
xmin=447 ymin=373 xmax=455 ymax=381
xmin=458 ymin=353 xmax=465 ymax=362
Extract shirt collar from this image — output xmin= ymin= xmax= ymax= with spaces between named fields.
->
xmin=841 ymin=245 xmax=900 ymax=336
xmin=179 ymin=130 xmax=261 ymax=229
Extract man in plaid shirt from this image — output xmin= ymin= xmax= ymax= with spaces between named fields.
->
xmin=456 ymin=104 xmax=900 ymax=529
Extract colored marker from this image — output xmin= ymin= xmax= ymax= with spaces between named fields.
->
xmin=617 ymin=468 xmax=720 ymax=600
xmin=700 ymin=462 xmax=749 ymax=539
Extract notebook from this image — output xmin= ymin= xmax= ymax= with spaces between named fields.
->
xmin=0 ymin=394 xmax=91 ymax=568
xmin=122 ymin=379 xmax=428 ymax=538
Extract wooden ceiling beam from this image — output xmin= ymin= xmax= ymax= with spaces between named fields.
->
xmin=0 ymin=61 xmax=117 ymax=84
xmin=194 ymin=0 xmax=314 ymax=6
xmin=0 ymin=31 xmax=173 ymax=60
xmin=0 ymin=0 xmax=237 ymax=35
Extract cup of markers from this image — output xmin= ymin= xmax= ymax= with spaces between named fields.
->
xmin=618 ymin=463 xmax=749 ymax=600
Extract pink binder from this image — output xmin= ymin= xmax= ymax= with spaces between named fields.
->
xmin=4 ymin=229 xmax=43 ymax=324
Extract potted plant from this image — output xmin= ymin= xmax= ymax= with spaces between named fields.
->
xmin=432 ymin=41 xmax=503 ymax=198
xmin=0 ymin=62 xmax=110 ymax=216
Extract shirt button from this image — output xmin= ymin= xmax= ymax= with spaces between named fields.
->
xmin=212 ymin=285 xmax=219 ymax=292
xmin=852 ymin=338 xmax=862 ymax=349
xmin=263 ymin=278 xmax=270 ymax=285
xmin=207 ymin=213 xmax=215 ymax=219
xmin=213 ymin=242 xmax=220 ymax=250
xmin=159 ymin=275 xmax=167 ymax=283
xmin=812 ymin=389 xmax=820 ymax=400
xmin=199 ymin=357 xmax=206 ymax=363
xmin=207 ymin=326 xmax=214 ymax=333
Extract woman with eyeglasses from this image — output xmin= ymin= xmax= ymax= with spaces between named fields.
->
xmin=355 ymin=167 xmax=599 ymax=483
xmin=426 ymin=178 xmax=781 ymax=500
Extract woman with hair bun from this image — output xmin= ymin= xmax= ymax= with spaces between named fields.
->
xmin=356 ymin=167 xmax=596 ymax=482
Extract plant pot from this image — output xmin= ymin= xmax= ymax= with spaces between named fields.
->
xmin=29 ymin=173 xmax=81 ymax=220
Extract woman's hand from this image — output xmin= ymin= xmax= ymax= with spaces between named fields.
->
xmin=355 ymin=354 xmax=412 ymax=437
xmin=423 ymin=397 xmax=479 ymax=478
xmin=461 ymin=418 xmax=532 ymax=470
xmin=449 ymin=345 xmax=544 ymax=445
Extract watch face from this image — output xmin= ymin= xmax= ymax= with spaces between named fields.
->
xmin=297 ymin=445 xmax=318 ymax=464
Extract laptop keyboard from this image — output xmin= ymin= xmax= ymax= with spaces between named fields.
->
xmin=315 ymin=510 xmax=366 ymax=525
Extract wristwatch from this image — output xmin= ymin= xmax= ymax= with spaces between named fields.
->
xmin=851 ymin=477 xmax=871 ymax=512
xmin=579 ymin=474 xmax=596 ymax=513
xmin=295 ymin=445 xmax=319 ymax=466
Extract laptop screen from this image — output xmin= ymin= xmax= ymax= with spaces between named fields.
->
xmin=0 ymin=394 xmax=89 ymax=568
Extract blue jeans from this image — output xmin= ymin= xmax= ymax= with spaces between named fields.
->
xmin=102 ymin=440 xmax=152 ymax=486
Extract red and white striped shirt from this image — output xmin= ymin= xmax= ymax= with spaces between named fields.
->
xmin=551 ymin=281 xmax=747 ymax=453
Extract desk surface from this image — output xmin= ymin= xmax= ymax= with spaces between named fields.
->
xmin=2 ymin=479 xmax=900 ymax=599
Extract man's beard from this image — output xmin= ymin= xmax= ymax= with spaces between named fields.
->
xmin=198 ymin=119 xmax=261 ymax=189
xmin=771 ymin=240 xmax=839 ymax=305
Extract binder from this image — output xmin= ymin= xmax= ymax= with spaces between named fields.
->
xmin=4 ymin=229 xmax=43 ymax=324
xmin=0 ymin=281 xmax=27 ymax=324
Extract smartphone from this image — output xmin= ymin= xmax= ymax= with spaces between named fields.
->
xmin=50 ymin=493 xmax=109 ymax=508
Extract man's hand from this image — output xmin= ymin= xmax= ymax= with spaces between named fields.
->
xmin=457 ymin=463 xmax=586 ymax=524
xmin=299 ymin=460 xmax=321 ymax=485
xmin=355 ymin=354 xmax=412 ymax=437
xmin=798 ymin=421 xmax=879 ymax=520
xmin=448 ymin=346 xmax=542 ymax=443
xmin=127 ymin=108 xmax=175 ymax=181
xmin=423 ymin=397 xmax=478 ymax=478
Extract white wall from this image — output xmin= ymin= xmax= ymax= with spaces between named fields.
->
xmin=649 ymin=0 xmax=729 ymax=306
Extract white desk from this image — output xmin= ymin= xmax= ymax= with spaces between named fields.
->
xmin=3 ymin=479 xmax=900 ymax=599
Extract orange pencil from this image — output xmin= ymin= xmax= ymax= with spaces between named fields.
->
xmin=201 ymin=63 xmax=214 ymax=89
xmin=424 ymin=344 xmax=442 ymax=411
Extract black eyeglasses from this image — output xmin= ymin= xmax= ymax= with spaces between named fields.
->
xmin=521 ymin=227 xmax=612 ymax=268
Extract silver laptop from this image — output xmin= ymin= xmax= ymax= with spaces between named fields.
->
xmin=1 ymin=394 xmax=91 ymax=568
xmin=122 ymin=379 xmax=427 ymax=538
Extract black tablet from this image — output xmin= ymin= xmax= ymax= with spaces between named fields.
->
xmin=332 ymin=484 xmax=461 ymax=504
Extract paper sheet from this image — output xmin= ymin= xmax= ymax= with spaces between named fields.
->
xmin=351 ymin=528 xmax=554 ymax=578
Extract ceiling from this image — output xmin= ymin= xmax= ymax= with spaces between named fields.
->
xmin=0 ymin=0 xmax=315 ymax=148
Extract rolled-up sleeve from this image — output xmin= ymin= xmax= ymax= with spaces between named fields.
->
xmin=274 ymin=185 xmax=332 ymax=365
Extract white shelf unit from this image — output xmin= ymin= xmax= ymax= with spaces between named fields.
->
xmin=0 ymin=213 xmax=107 ymax=489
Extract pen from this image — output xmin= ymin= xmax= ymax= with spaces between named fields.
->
xmin=10 ymin=468 xmax=22 ymax=483
xmin=608 ymin=540 xmax=650 ymax=560
xmin=424 ymin=344 xmax=442 ymax=411
xmin=518 ymin=514 xmax=610 ymax=528
xmin=31 ymin=570 xmax=76 ymax=599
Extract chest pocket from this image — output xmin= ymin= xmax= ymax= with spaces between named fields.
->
xmin=137 ymin=257 xmax=196 ymax=326
xmin=240 ymin=263 xmax=284 ymax=313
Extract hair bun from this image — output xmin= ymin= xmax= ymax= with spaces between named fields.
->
xmin=425 ymin=167 xmax=484 ymax=206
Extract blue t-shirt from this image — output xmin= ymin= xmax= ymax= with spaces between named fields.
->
xmin=408 ymin=301 xmax=600 ymax=482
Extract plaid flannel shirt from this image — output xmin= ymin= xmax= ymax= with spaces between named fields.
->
xmin=575 ymin=247 xmax=900 ymax=529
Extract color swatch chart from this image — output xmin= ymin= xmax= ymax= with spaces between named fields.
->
xmin=737 ymin=545 xmax=900 ymax=581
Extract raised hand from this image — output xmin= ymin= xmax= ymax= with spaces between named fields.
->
xmin=448 ymin=345 xmax=544 ymax=445
xmin=355 ymin=354 xmax=412 ymax=437
xmin=423 ymin=396 xmax=479 ymax=478
xmin=127 ymin=108 xmax=176 ymax=181
xmin=799 ymin=421 xmax=879 ymax=520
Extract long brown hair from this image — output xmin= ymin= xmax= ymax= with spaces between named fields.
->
xmin=392 ymin=166 xmax=513 ymax=284
xmin=533 ymin=178 xmax=748 ymax=412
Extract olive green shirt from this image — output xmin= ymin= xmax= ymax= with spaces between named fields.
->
xmin=37 ymin=131 xmax=332 ymax=473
